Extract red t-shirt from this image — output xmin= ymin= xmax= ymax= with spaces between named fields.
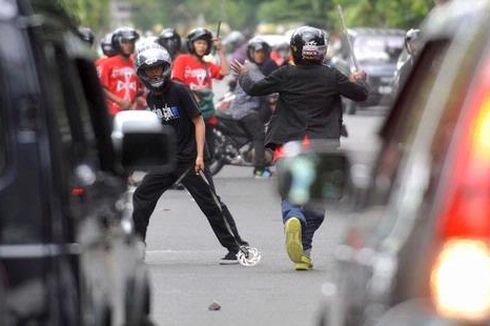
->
xmin=172 ymin=54 xmax=223 ymax=89
xmin=98 ymin=55 xmax=140 ymax=116
xmin=95 ymin=56 xmax=109 ymax=79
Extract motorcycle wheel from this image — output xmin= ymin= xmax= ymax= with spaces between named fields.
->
xmin=209 ymin=129 xmax=226 ymax=176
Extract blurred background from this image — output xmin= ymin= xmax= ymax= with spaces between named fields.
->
xmin=61 ymin=0 xmax=432 ymax=39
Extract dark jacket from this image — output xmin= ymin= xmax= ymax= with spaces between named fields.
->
xmin=239 ymin=64 xmax=368 ymax=148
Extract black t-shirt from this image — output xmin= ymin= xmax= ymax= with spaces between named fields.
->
xmin=147 ymin=81 xmax=201 ymax=163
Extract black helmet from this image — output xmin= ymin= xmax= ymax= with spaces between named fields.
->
xmin=186 ymin=28 xmax=213 ymax=56
xmin=78 ymin=26 xmax=94 ymax=46
xmin=135 ymin=43 xmax=172 ymax=92
xmin=112 ymin=27 xmax=140 ymax=54
xmin=290 ymin=26 xmax=328 ymax=65
xmin=246 ymin=37 xmax=271 ymax=62
xmin=157 ymin=28 xmax=182 ymax=59
xmin=100 ymin=33 xmax=116 ymax=57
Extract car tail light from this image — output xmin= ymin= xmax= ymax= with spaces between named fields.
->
xmin=430 ymin=59 xmax=490 ymax=322
xmin=431 ymin=239 xmax=490 ymax=321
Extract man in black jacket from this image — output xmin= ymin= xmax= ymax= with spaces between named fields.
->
xmin=231 ymin=26 xmax=368 ymax=270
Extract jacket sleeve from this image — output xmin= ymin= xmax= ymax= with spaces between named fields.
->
xmin=335 ymin=69 xmax=369 ymax=102
xmin=239 ymin=67 xmax=286 ymax=96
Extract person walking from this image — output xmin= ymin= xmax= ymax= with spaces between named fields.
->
xmin=132 ymin=43 xmax=248 ymax=265
xmin=231 ymin=26 xmax=368 ymax=270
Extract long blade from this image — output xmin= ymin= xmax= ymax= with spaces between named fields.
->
xmin=336 ymin=5 xmax=360 ymax=71
xmin=216 ymin=20 xmax=222 ymax=39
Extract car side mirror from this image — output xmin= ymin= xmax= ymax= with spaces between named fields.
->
xmin=111 ymin=111 xmax=176 ymax=173
xmin=276 ymin=143 xmax=353 ymax=209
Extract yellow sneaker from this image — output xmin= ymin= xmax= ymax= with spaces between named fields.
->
xmin=294 ymin=255 xmax=313 ymax=271
xmin=285 ymin=217 xmax=303 ymax=263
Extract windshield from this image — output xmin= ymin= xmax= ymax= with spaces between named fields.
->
xmin=353 ymin=35 xmax=404 ymax=63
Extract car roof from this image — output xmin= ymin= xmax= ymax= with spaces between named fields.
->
xmin=421 ymin=0 xmax=490 ymax=39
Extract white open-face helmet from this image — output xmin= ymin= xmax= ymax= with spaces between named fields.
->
xmin=135 ymin=43 xmax=172 ymax=91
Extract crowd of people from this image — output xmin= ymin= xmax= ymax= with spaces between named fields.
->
xmin=78 ymin=23 xmax=369 ymax=270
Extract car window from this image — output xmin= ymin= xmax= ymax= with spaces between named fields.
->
xmin=353 ymin=35 xmax=404 ymax=63
xmin=0 ymin=79 xmax=6 ymax=175
xmin=42 ymin=44 xmax=74 ymax=161
xmin=52 ymin=45 xmax=97 ymax=162
xmin=73 ymin=58 xmax=115 ymax=171
xmin=368 ymin=40 xmax=450 ymax=206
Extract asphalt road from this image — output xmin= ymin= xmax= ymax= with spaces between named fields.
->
xmin=145 ymin=112 xmax=385 ymax=326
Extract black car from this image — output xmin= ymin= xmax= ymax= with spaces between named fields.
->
xmin=338 ymin=28 xmax=405 ymax=114
xmin=0 ymin=1 xmax=174 ymax=325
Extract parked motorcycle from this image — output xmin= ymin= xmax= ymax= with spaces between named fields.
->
xmin=208 ymin=96 xmax=273 ymax=176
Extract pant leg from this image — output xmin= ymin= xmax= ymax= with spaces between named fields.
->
xmin=240 ymin=112 xmax=266 ymax=170
xmin=132 ymin=168 xmax=180 ymax=241
xmin=281 ymin=199 xmax=325 ymax=251
xmin=204 ymin=119 xmax=215 ymax=160
xmin=200 ymin=167 xmax=248 ymax=245
xmin=302 ymin=206 xmax=326 ymax=251
xmin=281 ymin=199 xmax=306 ymax=224
xmin=181 ymin=167 xmax=240 ymax=251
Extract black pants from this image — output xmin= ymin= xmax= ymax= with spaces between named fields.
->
xmin=239 ymin=111 xmax=266 ymax=170
xmin=132 ymin=163 xmax=246 ymax=252
xmin=204 ymin=119 xmax=215 ymax=159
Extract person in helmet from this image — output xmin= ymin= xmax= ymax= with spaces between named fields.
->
xmin=132 ymin=44 xmax=249 ymax=265
xmin=157 ymin=28 xmax=182 ymax=60
xmin=392 ymin=28 xmax=423 ymax=95
xmin=78 ymin=26 xmax=94 ymax=46
xmin=270 ymin=41 xmax=291 ymax=67
xmin=172 ymin=27 xmax=230 ymax=159
xmin=95 ymin=33 xmax=116 ymax=79
xmin=227 ymin=37 xmax=279 ymax=178
xmin=100 ymin=32 xmax=117 ymax=58
xmin=231 ymin=26 xmax=368 ymax=271
xmin=98 ymin=27 xmax=144 ymax=116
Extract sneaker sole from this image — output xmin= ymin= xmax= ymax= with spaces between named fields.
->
xmin=294 ymin=256 xmax=313 ymax=271
xmin=285 ymin=218 xmax=303 ymax=263
xmin=219 ymin=260 xmax=239 ymax=265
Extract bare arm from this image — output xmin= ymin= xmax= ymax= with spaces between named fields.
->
xmin=214 ymin=37 xmax=230 ymax=76
xmin=192 ymin=114 xmax=206 ymax=173
xmin=103 ymin=88 xmax=132 ymax=110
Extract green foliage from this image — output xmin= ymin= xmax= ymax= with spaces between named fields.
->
xmin=258 ymin=0 xmax=333 ymax=29
xmin=58 ymin=0 xmax=110 ymax=31
xmin=329 ymin=0 xmax=433 ymax=30
xmin=63 ymin=0 xmax=434 ymax=35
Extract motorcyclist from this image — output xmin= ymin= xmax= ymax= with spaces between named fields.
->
xmin=392 ymin=28 xmax=422 ymax=95
xmin=228 ymin=37 xmax=279 ymax=178
xmin=78 ymin=26 xmax=94 ymax=46
xmin=98 ymin=27 xmax=145 ymax=116
xmin=172 ymin=27 xmax=230 ymax=160
xmin=157 ymin=28 xmax=183 ymax=60
xmin=231 ymin=26 xmax=368 ymax=270
xmin=270 ymin=41 xmax=291 ymax=67
xmin=95 ymin=32 xmax=116 ymax=78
